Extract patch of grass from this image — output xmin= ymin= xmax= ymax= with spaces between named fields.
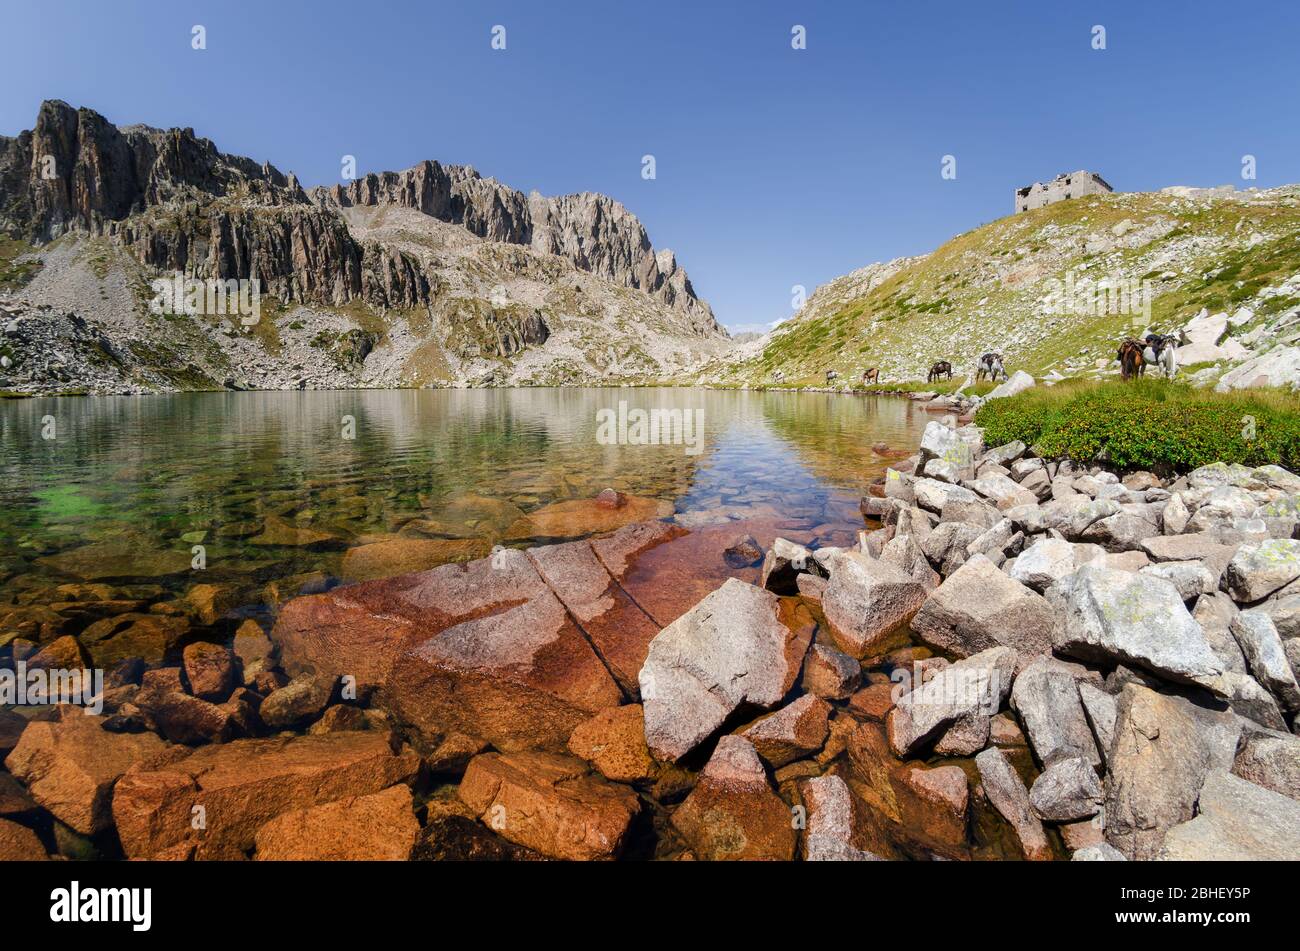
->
xmin=0 ymin=235 xmax=43 ymax=290
xmin=975 ymin=379 xmax=1300 ymax=471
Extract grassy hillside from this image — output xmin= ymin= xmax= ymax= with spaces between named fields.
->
xmin=709 ymin=185 xmax=1300 ymax=389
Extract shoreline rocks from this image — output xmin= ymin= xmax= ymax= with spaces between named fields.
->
xmin=3 ymin=411 xmax=1298 ymax=863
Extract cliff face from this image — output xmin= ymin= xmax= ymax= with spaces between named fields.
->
xmin=0 ymin=101 xmax=305 ymax=240
xmin=0 ymin=101 xmax=716 ymax=325
xmin=314 ymin=166 xmax=716 ymax=331
xmin=0 ymin=101 xmax=727 ymax=394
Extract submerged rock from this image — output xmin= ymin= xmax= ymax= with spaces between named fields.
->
xmin=504 ymin=495 xmax=672 ymax=540
xmin=112 ymin=731 xmax=418 ymax=859
xmin=254 ymin=785 xmax=419 ymax=860
xmin=5 ymin=709 xmax=170 ymax=835
xmin=181 ymin=641 xmax=236 ymax=702
xmin=458 ymin=751 xmax=640 ymax=861
xmin=670 ymin=736 xmax=796 ymax=861
xmin=340 ymin=537 xmax=491 ymax=582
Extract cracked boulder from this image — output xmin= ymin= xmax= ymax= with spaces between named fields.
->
xmin=638 ymin=578 xmax=810 ymax=762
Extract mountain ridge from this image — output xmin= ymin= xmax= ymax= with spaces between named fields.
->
xmin=0 ymin=100 xmax=727 ymax=394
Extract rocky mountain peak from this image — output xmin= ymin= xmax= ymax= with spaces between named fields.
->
xmin=314 ymin=162 xmax=717 ymax=331
xmin=0 ymin=100 xmax=307 ymax=241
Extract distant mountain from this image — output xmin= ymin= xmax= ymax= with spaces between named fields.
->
xmin=0 ymin=100 xmax=726 ymax=394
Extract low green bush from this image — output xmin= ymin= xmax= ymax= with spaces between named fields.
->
xmin=974 ymin=379 xmax=1300 ymax=472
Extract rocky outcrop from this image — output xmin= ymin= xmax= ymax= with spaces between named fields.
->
xmin=0 ymin=100 xmax=305 ymax=241
xmin=274 ymin=546 xmax=625 ymax=752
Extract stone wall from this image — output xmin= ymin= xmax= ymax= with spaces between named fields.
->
xmin=1015 ymin=171 xmax=1113 ymax=213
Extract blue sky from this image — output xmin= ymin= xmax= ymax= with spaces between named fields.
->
xmin=3 ymin=1 xmax=1298 ymax=333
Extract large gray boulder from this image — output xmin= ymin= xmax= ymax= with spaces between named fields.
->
xmin=886 ymin=646 xmax=1017 ymax=757
xmin=880 ymin=533 xmax=940 ymax=591
xmin=985 ymin=370 xmax=1035 ymax=400
xmin=820 ymin=550 xmax=928 ymax=658
xmin=913 ymin=478 xmax=979 ymax=514
xmin=1230 ymin=611 xmax=1300 ymax=711
xmin=1011 ymin=656 xmax=1101 ymax=768
xmin=1019 ymin=498 xmax=1122 ymax=540
xmin=1139 ymin=560 xmax=1216 ymax=601
xmin=965 ymin=518 xmax=1018 ymax=564
xmin=1087 ymin=512 xmax=1162 ymax=552
xmin=1105 ymin=684 xmax=1241 ymax=860
xmin=1008 ymin=537 xmax=1085 ymax=592
xmin=1159 ymin=769 xmax=1300 ymax=860
xmin=918 ymin=420 xmax=965 ymax=467
xmin=961 ymin=473 xmax=1037 ymax=511
xmin=1232 ymin=727 xmax=1300 ymax=801
xmin=1048 ymin=565 xmax=1224 ymax=687
xmin=911 ymin=554 xmax=1055 ymax=661
xmin=985 ymin=440 xmax=1027 ymax=467
xmin=1029 ymin=755 xmax=1104 ymax=821
xmin=1224 ymin=539 xmax=1300 ymax=602
xmin=639 ymin=579 xmax=808 ymax=762
xmin=1140 ymin=531 xmax=1240 ymax=583
xmin=920 ymin=521 xmax=984 ymax=576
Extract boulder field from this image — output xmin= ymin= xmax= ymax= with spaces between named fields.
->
xmin=2 ymin=419 xmax=1299 ymax=860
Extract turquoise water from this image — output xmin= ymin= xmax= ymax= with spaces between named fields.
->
xmin=0 ymin=388 xmax=928 ymax=634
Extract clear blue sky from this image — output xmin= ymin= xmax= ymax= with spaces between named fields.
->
xmin=3 ymin=1 xmax=1298 ymax=333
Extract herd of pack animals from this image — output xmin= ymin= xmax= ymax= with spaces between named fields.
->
xmin=769 ymin=333 xmax=1181 ymax=389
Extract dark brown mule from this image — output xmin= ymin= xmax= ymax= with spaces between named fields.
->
xmin=927 ymin=361 xmax=952 ymax=383
xmin=1118 ymin=339 xmax=1146 ymax=380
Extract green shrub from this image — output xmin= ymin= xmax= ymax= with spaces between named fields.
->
xmin=974 ymin=380 xmax=1300 ymax=472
